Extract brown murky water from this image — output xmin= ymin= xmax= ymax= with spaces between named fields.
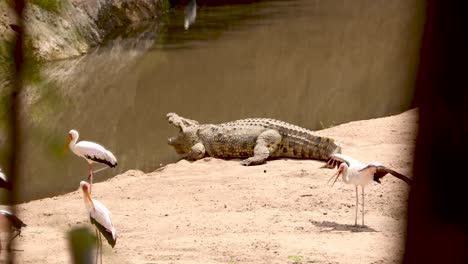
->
xmin=2 ymin=0 xmax=426 ymax=202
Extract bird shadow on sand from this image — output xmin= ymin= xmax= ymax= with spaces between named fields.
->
xmin=309 ymin=220 xmax=378 ymax=233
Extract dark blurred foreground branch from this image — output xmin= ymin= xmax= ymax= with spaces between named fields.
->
xmin=404 ymin=1 xmax=467 ymax=263
xmin=6 ymin=0 xmax=25 ymax=263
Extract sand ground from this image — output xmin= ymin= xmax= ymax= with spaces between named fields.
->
xmin=2 ymin=109 xmax=417 ymax=263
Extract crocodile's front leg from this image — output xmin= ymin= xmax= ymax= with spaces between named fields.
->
xmin=240 ymin=129 xmax=282 ymax=166
xmin=185 ymin=142 xmax=206 ymax=161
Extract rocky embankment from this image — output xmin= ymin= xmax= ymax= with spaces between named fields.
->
xmin=0 ymin=0 xmax=164 ymax=61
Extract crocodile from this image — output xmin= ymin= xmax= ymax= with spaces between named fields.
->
xmin=166 ymin=112 xmax=342 ymax=166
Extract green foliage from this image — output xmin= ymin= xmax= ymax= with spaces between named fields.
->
xmin=30 ymin=0 xmax=63 ymax=14
xmin=287 ymin=255 xmax=304 ymax=264
xmin=22 ymin=54 xmax=43 ymax=84
xmin=162 ymin=0 xmax=171 ymax=10
xmin=0 ymin=38 xmax=15 ymax=89
xmin=226 ymin=256 xmax=238 ymax=264
xmin=0 ymin=92 xmax=12 ymax=121
xmin=67 ymin=227 xmax=97 ymax=264
xmin=0 ymin=38 xmax=15 ymax=166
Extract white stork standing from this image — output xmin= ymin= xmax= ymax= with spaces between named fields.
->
xmin=0 ymin=168 xmax=13 ymax=191
xmin=65 ymin=129 xmax=117 ymax=192
xmin=80 ymin=181 xmax=117 ymax=264
xmin=323 ymin=153 xmax=412 ymax=226
xmin=0 ymin=209 xmax=27 ymax=251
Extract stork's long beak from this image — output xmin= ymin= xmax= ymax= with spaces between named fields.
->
xmin=327 ymin=170 xmax=341 ymax=187
xmin=83 ymin=188 xmax=95 ymax=210
xmin=64 ymin=135 xmax=71 ymax=154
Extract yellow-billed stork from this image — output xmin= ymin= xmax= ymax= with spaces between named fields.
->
xmin=0 ymin=209 xmax=27 ymax=251
xmin=323 ymin=153 xmax=412 ymax=226
xmin=65 ymin=130 xmax=117 ymax=192
xmin=0 ymin=168 xmax=13 ymax=191
xmin=80 ymin=181 xmax=117 ymax=264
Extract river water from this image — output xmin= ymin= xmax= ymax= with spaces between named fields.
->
xmin=3 ymin=0 xmax=426 ymax=202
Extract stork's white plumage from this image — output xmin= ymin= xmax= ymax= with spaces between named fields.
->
xmin=66 ymin=130 xmax=117 ymax=192
xmin=0 ymin=168 xmax=13 ymax=191
xmin=80 ymin=181 xmax=117 ymax=263
xmin=323 ymin=153 xmax=412 ymax=226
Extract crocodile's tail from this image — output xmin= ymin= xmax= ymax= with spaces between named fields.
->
xmin=277 ymin=132 xmax=341 ymax=161
xmin=305 ymin=135 xmax=342 ymax=160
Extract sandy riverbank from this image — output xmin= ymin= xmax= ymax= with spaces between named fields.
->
xmin=3 ymin=108 xmax=417 ymax=263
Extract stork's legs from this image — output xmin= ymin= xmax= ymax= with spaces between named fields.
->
xmin=353 ymin=186 xmax=367 ymax=227
xmin=94 ymin=228 xmax=103 ymax=264
xmin=98 ymin=232 xmax=103 ymax=264
xmin=355 ymin=186 xmax=358 ymax=226
xmin=6 ymin=230 xmax=21 ymax=252
xmin=88 ymin=163 xmax=94 ymax=193
xmin=9 ymin=230 xmax=21 ymax=242
xmin=362 ymin=186 xmax=365 ymax=226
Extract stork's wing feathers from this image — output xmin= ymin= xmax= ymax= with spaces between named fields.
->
xmin=104 ymin=150 xmax=117 ymax=167
xmin=90 ymin=217 xmax=117 ymax=248
xmin=322 ymin=153 xmax=357 ymax=169
xmin=84 ymin=154 xmax=117 ymax=168
xmin=77 ymin=141 xmax=117 ymax=167
xmin=0 ymin=209 xmax=27 ymax=229
xmin=90 ymin=199 xmax=117 ymax=247
xmin=359 ymin=165 xmax=412 ymax=185
xmin=381 ymin=166 xmax=413 ymax=185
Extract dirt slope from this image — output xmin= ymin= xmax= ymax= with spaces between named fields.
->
xmin=3 ymin=109 xmax=417 ymax=263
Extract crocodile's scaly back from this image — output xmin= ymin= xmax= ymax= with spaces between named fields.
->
xmin=167 ymin=113 xmax=341 ymax=165
xmin=218 ymin=118 xmax=340 ymax=160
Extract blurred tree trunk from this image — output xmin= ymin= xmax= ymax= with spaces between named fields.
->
xmin=7 ymin=0 xmax=25 ymax=263
xmin=404 ymin=1 xmax=467 ymax=263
